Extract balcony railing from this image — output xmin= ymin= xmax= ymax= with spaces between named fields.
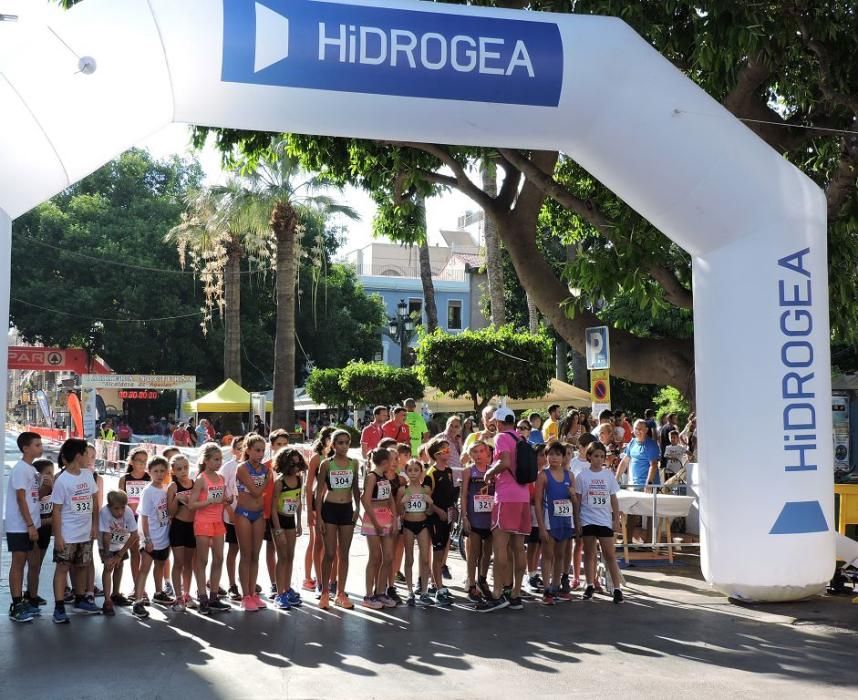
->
xmin=348 ymin=263 xmax=467 ymax=282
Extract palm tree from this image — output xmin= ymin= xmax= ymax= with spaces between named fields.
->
xmin=233 ymin=140 xmax=358 ymax=430
xmin=165 ymin=181 xmax=270 ymax=385
xmin=415 ymin=195 xmax=438 ymax=333
xmin=481 ymin=158 xmax=506 ymax=326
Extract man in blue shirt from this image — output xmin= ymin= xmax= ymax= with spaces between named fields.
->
xmin=616 ymin=419 xmax=660 ymax=488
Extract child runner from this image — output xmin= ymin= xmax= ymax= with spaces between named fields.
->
xmin=5 ymin=432 xmax=45 ymax=622
xmin=304 ymin=427 xmax=334 ymax=597
xmin=567 ymin=433 xmax=596 ymax=589
xmin=535 ymin=441 xmax=577 ymax=604
xmin=132 ymin=456 xmax=174 ymax=619
xmin=98 ymin=490 xmax=138 ymax=616
xmin=360 ymin=448 xmax=398 ymax=609
xmin=119 ymin=447 xmax=151 ymax=598
xmin=423 ymin=439 xmax=457 ymax=606
xmin=460 ymin=440 xmax=494 ymax=602
xmin=269 ymin=447 xmax=306 ymax=610
xmin=315 ymin=429 xmax=360 ymax=610
xmin=167 ymin=454 xmax=196 ymax=612
xmin=263 ymin=429 xmax=291 ymax=599
xmin=219 ymin=435 xmax=244 ymax=601
xmin=189 ymin=443 xmax=231 ymax=615
xmin=576 ymin=441 xmax=624 ymax=603
xmin=32 ymin=458 xmax=56 ymax=607
xmin=381 ymin=441 xmax=407 ymax=605
xmin=235 ymin=433 xmax=270 ymax=611
xmin=83 ymin=444 xmax=105 ymax=604
xmin=51 ymin=439 xmax=100 ymax=623
xmin=399 ymin=459 xmax=434 ymax=607
xmin=160 ymin=448 xmax=179 ymax=598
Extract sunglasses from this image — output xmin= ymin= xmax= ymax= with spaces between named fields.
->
xmin=434 ymin=448 xmax=450 ymax=455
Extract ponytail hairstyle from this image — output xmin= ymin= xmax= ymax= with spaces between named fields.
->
xmin=58 ymin=438 xmax=88 ymax=471
xmin=242 ymin=433 xmax=266 ymax=462
xmin=169 ymin=453 xmax=190 ymax=479
xmin=313 ymin=426 xmax=336 ymax=456
xmin=370 ymin=447 xmax=390 ymax=468
xmin=197 ymin=442 xmax=223 ymax=474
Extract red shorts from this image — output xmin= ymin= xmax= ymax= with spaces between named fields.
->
xmin=194 ymin=520 xmax=226 ymax=538
xmin=491 ymin=502 xmax=531 ymax=536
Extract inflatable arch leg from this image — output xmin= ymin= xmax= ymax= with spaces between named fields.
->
xmin=0 ymin=0 xmax=833 ymax=601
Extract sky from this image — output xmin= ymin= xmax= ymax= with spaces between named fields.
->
xmin=137 ymin=123 xmax=478 ymax=255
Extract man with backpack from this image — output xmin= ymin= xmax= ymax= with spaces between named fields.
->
xmin=478 ymin=407 xmax=537 ymax=612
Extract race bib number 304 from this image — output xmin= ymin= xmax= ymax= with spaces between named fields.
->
xmin=330 ymin=469 xmax=353 ymax=489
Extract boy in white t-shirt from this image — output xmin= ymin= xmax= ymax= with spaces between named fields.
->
xmin=98 ymin=490 xmax=139 ymax=616
xmin=566 ymin=432 xmax=596 ymax=590
xmin=51 ymin=439 xmax=100 ymax=623
xmin=662 ymin=430 xmax=689 ymax=479
xmin=132 ymin=457 xmax=173 ymax=619
xmin=574 ymin=441 xmax=624 ymax=604
xmin=5 ymin=432 xmax=45 ymax=623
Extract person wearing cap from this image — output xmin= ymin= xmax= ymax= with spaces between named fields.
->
xmin=478 ymin=407 xmax=530 ymax=612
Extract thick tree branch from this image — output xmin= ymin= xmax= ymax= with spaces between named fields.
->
xmin=794 ymin=19 xmax=858 ymax=115
xmin=495 ymin=155 xmax=522 ymax=212
xmin=826 ymin=138 xmax=858 ymax=219
xmin=500 ymin=149 xmax=694 ymax=310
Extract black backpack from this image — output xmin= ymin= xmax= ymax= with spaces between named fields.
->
xmin=504 ymin=431 xmax=539 ymax=484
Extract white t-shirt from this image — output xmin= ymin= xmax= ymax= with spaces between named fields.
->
xmin=51 ymin=470 xmax=98 ymax=543
xmin=663 ymin=444 xmax=688 ymax=473
xmin=4 ymin=460 xmax=40 ymax=533
xmin=219 ymin=458 xmax=238 ymax=524
xmin=576 ymin=468 xmax=620 ymax=529
xmin=98 ymin=504 xmax=138 ymax=552
xmin=139 ymin=483 xmax=170 ymax=550
xmin=569 ymin=456 xmax=590 ymax=479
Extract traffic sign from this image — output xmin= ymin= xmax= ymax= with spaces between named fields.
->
xmin=590 ymin=369 xmax=611 ymax=406
xmin=222 ymin=0 xmax=564 ymax=106
xmin=585 ymin=326 xmax=610 ymax=370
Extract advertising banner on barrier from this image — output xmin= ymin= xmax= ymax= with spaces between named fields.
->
xmin=35 ymin=389 xmax=52 ymax=425
xmin=81 ymin=388 xmax=98 ymax=439
xmin=80 ymin=374 xmax=196 ymax=390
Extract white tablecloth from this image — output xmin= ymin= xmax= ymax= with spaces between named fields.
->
xmin=617 ymin=490 xmax=695 ymax=518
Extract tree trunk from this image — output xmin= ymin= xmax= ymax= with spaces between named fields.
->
xmin=223 ymin=239 xmax=242 ymax=385
xmin=416 ymin=196 xmax=438 ymax=333
xmin=570 ymin=347 xmax=588 ymax=389
xmin=555 ymin=338 xmax=568 ymax=381
xmin=271 ymin=202 xmax=298 ymax=431
xmin=493 ymin=190 xmax=695 ymax=397
xmin=481 ymin=160 xmax=506 ymax=326
xmin=526 ymin=291 xmax=539 ymax=333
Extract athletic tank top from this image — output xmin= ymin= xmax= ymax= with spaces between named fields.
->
xmin=277 ymin=476 xmax=302 ymax=517
xmin=369 ymin=472 xmax=392 ymax=502
xmin=123 ymin=471 xmax=151 ymax=507
xmin=543 ymin=468 xmax=573 ymax=530
xmin=236 ymin=461 xmax=267 ymax=494
xmin=326 ymin=459 xmax=356 ymax=491
xmin=466 ymin=465 xmax=493 ymax=529
xmin=402 ymin=485 xmax=429 ymax=515
xmin=173 ymin=475 xmax=193 ymax=516
xmin=196 ymin=472 xmax=226 ymax=525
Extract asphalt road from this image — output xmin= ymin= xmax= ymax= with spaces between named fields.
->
xmin=2 ymin=437 xmax=858 ymax=699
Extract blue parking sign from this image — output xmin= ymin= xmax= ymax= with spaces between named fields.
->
xmin=585 ymin=326 xmax=610 ymax=370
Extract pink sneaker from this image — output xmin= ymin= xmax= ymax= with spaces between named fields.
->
xmin=242 ymin=595 xmax=258 ymax=612
xmin=252 ymin=594 xmax=267 ymax=609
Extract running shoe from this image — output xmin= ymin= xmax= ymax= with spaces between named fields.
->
xmin=376 ymin=593 xmax=397 ymax=608
xmin=362 ymin=596 xmax=383 ymax=610
xmin=571 ymin=578 xmax=581 ymax=591
xmin=209 ymin=598 xmax=231 ymax=613
xmin=216 ymin=587 xmax=228 ymax=597
xmin=555 ymin=590 xmax=573 ymax=603
xmin=252 ymin=594 xmax=267 ymax=609
xmin=427 ymin=584 xmax=437 ymax=596
xmin=613 ymin=589 xmax=624 ymax=604
xmin=73 ymin=598 xmax=101 ymax=615
xmin=24 ymin=601 xmax=41 ymax=616
xmin=52 ymin=608 xmax=70 ymax=624
xmin=318 ymin=592 xmax=330 ymax=610
xmin=63 ymin=588 xmax=75 ymax=603
xmin=241 ymin=595 xmax=259 ymax=612
xmin=198 ymin=597 xmax=210 ymax=616
xmin=163 ymin=582 xmax=174 ymax=598
xmin=395 ymin=571 xmax=406 ymax=584
xmin=335 ymin=594 xmax=354 ymax=610
xmin=152 ymin=591 xmax=175 ymax=606
xmin=441 ymin=565 xmax=452 ymax=580
xmin=26 ymin=594 xmax=47 ymax=606
xmin=110 ymin=593 xmax=132 ymax=607
xmin=541 ymin=592 xmax=555 ymax=606
xmin=315 ymin=584 xmax=324 ymax=600
xmin=406 ymin=594 xmax=416 ymax=607
xmin=255 ymin=584 xmax=263 ymax=594
xmin=274 ymin=593 xmax=292 ymax=610
xmin=560 ymin=574 xmax=571 ymax=594
xmin=184 ymin=594 xmax=198 ymax=610
xmin=477 ymin=578 xmax=493 ymax=599
xmin=582 ymin=585 xmax=595 ymax=601
xmin=9 ymin=602 xmax=35 ymax=623
xmin=475 ymin=595 xmax=508 ymax=613
xmin=228 ymin=584 xmax=242 ymax=601
xmin=435 ymin=588 xmax=453 ymax=606
xmin=286 ymin=589 xmax=303 ymax=606
xmin=102 ymin=602 xmax=116 ymax=617
xmin=329 ymin=580 xmax=338 ymax=595
xmin=417 ymin=592 xmax=436 ymax=607
xmin=94 ymin=586 xmax=104 ymax=598
xmin=386 ymin=587 xmax=404 ymax=606
xmin=527 ymin=575 xmax=544 ymax=594
xmin=171 ymin=600 xmax=186 ymax=613
xmin=467 ymin=586 xmax=483 ymax=603
xmin=269 ymin=583 xmax=278 ymax=599
xmin=132 ymin=602 xmax=150 ymax=619
xmin=507 ymin=595 xmax=524 ymax=611
xmin=302 ymin=578 xmax=316 ymax=591
xmin=140 ymin=593 xmax=151 ymax=606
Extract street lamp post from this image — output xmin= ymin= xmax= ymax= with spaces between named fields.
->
xmin=384 ymin=299 xmax=416 ymax=367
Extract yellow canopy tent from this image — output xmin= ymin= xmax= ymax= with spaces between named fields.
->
xmin=423 ymin=378 xmax=590 ymax=414
xmin=184 ymin=378 xmax=273 ymax=413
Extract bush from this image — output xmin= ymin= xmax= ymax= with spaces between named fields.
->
xmin=339 ymin=361 xmax=424 ymax=407
xmin=305 ymin=367 xmax=348 ymax=407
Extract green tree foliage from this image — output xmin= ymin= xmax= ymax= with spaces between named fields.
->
xmin=305 ymin=367 xmax=348 ymax=408
xmin=653 ymin=386 xmax=692 ymax=426
xmin=415 ymin=326 xmax=553 ymax=413
xmin=339 ymin=362 xmax=423 ymax=408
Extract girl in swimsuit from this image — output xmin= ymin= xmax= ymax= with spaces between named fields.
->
xmin=399 ymin=459 xmax=434 ymax=607
xmin=270 ymin=447 xmax=306 ymax=610
xmin=234 ymin=433 xmax=269 ymax=611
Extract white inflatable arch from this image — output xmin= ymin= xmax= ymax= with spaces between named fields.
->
xmin=0 ymin=0 xmax=834 ymax=601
